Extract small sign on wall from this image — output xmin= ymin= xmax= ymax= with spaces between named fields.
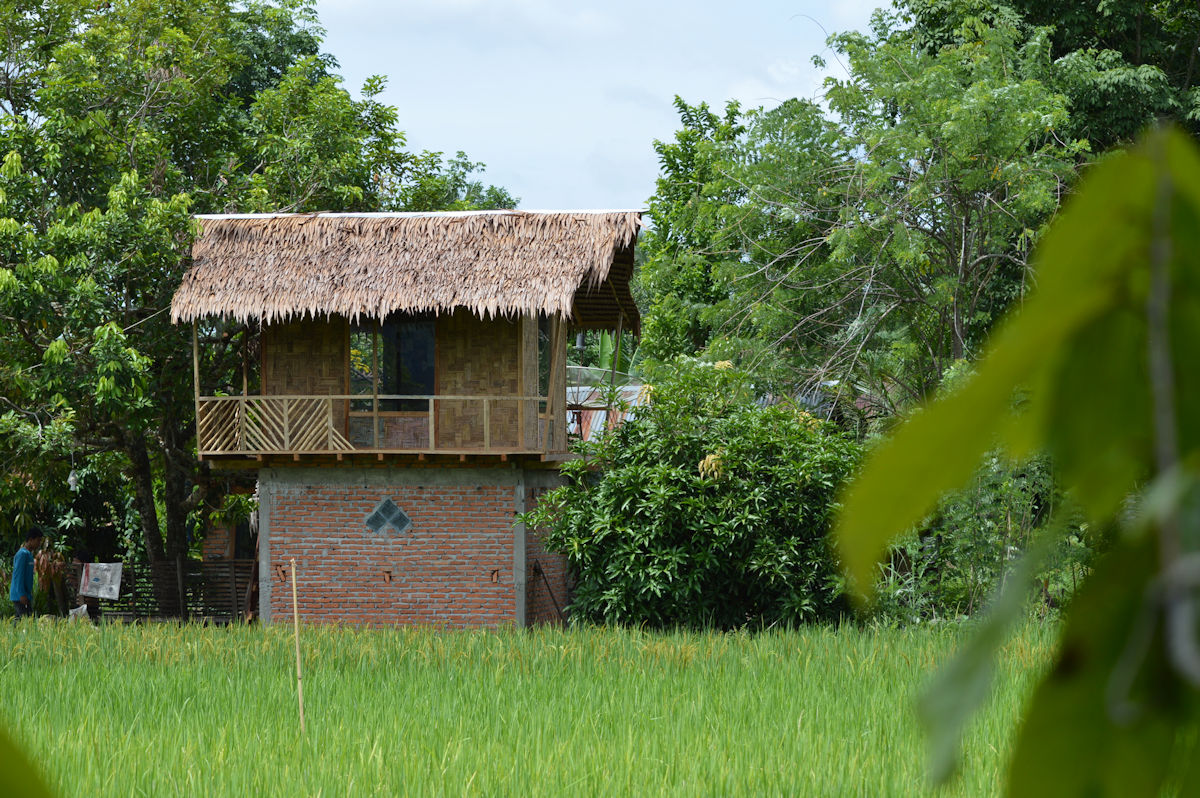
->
xmin=79 ymin=562 xmax=122 ymax=600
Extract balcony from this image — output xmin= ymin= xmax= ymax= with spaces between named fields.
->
xmin=196 ymin=393 xmax=565 ymax=458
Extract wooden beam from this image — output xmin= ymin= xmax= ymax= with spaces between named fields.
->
xmin=241 ymin=329 xmax=248 ymax=398
xmin=547 ymin=314 xmax=568 ymax=452
xmin=192 ymin=322 xmax=202 ymax=456
xmin=517 ymin=314 xmax=525 ymax=449
xmin=372 ymin=320 xmax=379 ymax=450
xmin=544 ymin=315 xmax=560 ymax=453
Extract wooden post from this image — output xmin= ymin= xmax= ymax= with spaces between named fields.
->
xmin=371 ymin=322 xmax=379 ymax=450
xmin=483 ymin=398 xmax=491 ymax=452
xmin=327 ymin=397 xmax=334 ymax=451
xmin=544 ymin=316 xmax=561 ymax=453
xmin=237 ymin=396 xmax=246 ymax=451
xmin=517 ymin=315 xmax=525 ymax=449
xmin=290 ymin=558 xmax=305 ymax=734
xmin=546 ymin=316 xmax=568 ymax=452
xmin=192 ymin=322 xmax=202 ymax=458
xmin=241 ymin=326 xmax=248 ymax=397
xmin=428 ymin=399 xmax=435 ymax=452
xmin=282 ymin=398 xmax=290 ymax=451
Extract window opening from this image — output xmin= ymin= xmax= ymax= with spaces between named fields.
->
xmin=350 ymin=314 xmax=435 ymax=413
xmin=364 ymin=498 xmax=412 ymax=536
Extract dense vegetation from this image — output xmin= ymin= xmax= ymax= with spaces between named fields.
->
xmin=0 ymin=622 xmax=1056 ymax=796
xmin=0 ymin=0 xmax=514 ymax=563
xmin=840 ymin=125 xmax=1200 ymax=796
xmin=592 ymin=0 xmax=1200 ymax=628
xmin=638 ymin=0 xmax=1200 ymax=407
xmin=528 ymin=362 xmax=862 ymax=628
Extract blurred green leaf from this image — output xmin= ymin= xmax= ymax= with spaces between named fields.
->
xmin=1005 ymin=537 xmax=1178 ymax=797
xmin=0 ymin=725 xmax=55 ymax=798
xmin=834 ymin=127 xmax=1199 ymax=598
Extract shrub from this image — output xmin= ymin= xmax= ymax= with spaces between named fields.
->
xmin=872 ymin=453 xmax=1095 ymax=624
xmin=526 ymin=360 xmax=863 ymax=628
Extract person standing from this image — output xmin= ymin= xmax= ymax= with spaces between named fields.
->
xmin=9 ymin=530 xmax=43 ymax=619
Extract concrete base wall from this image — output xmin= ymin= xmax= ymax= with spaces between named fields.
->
xmin=257 ymin=465 xmax=566 ymax=627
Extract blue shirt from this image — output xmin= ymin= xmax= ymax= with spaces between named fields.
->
xmin=9 ymin=547 xmax=33 ymax=603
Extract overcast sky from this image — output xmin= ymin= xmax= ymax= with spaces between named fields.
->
xmin=313 ymin=1 xmax=883 ymax=210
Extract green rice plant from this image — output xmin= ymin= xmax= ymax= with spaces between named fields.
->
xmin=0 ymin=621 xmax=1054 ymax=796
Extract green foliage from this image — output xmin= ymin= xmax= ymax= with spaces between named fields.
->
xmin=902 ymin=0 xmax=1200 ymax=148
xmin=396 ymin=151 xmax=518 ymax=212
xmin=526 ymin=360 xmax=863 ymax=628
xmin=836 ymin=126 xmax=1200 ymax=794
xmin=637 ymin=98 xmax=744 ymax=364
xmin=871 ymin=452 xmax=1088 ymax=623
xmin=639 ymin=16 xmax=1084 ymax=409
xmin=0 ymin=0 xmax=516 ymax=565
xmin=0 ymin=724 xmax=54 ymax=798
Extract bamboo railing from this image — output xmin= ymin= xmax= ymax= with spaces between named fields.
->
xmin=196 ymin=394 xmax=560 ymax=457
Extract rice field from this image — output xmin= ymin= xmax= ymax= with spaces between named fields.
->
xmin=0 ymin=620 xmax=1056 ymax=797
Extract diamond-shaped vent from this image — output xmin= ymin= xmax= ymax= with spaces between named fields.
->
xmin=364 ymin=498 xmax=412 ymax=536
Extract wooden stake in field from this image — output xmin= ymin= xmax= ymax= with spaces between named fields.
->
xmin=290 ymin=557 xmax=305 ymax=734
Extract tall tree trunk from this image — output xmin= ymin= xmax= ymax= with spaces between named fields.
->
xmin=126 ymin=435 xmax=166 ymax=563
xmin=161 ymin=418 xmax=196 ymax=562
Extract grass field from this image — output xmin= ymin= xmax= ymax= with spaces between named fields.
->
xmin=0 ymin=620 xmax=1056 ymax=796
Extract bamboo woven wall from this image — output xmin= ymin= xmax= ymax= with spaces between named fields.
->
xmin=263 ymin=318 xmax=347 ymax=396
xmin=263 ymin=318 xmax=348 ymax=433
xmin=435 ymin=310 xmax=522 ymax=449
xmin=249 ymin=311 xmax=550 ymax=453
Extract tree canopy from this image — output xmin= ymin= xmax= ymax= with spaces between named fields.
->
xmin=0 ymin=0 xmax=515 ymax=563
xmin=639 ymin=2 xmax=1200 ymax=420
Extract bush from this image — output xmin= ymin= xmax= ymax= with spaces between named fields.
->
xmin=869 ymin=451 xmax=1093 ymax=624
xmin=526 ymin=360 xmax=863 ymax=629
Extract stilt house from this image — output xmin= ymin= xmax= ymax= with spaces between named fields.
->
xmin=171 ymin=210 xmax=641 ymax=626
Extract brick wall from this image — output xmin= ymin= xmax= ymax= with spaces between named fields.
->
xmin=203 ymin=523 xmax=233 ymax=560
xmin=259 ymin=465 xmax=566 ymax=627
xmin=525 ymin=485 xmax=571 ymax=624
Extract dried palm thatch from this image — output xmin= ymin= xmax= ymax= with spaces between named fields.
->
xmin=171 ymin=210 xmax=642 ymax=328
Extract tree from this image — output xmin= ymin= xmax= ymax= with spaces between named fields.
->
xmin=397 ymin=151 xmax=518 ymax=212
xmin=902 ymin=0 xmax=1200 ymax=149
xmin=640 ymin=15 xmax=1083 ymax=414
xmin=637 ymin=98 xmax=744 ymax=364
xmin=0 ymin=0 xmax=515 ymax=570
xmin=838 ymin=126 xmax=1200 ymax=795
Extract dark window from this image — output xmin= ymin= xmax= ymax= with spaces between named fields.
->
xmin=380 ymin=317 xmax=434 ymax=411
xmin=350 ymin=315 xmax=435 ymax=412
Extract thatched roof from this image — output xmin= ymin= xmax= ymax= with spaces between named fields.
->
xmin=170 ymin=210 xmax=642 ymax=330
